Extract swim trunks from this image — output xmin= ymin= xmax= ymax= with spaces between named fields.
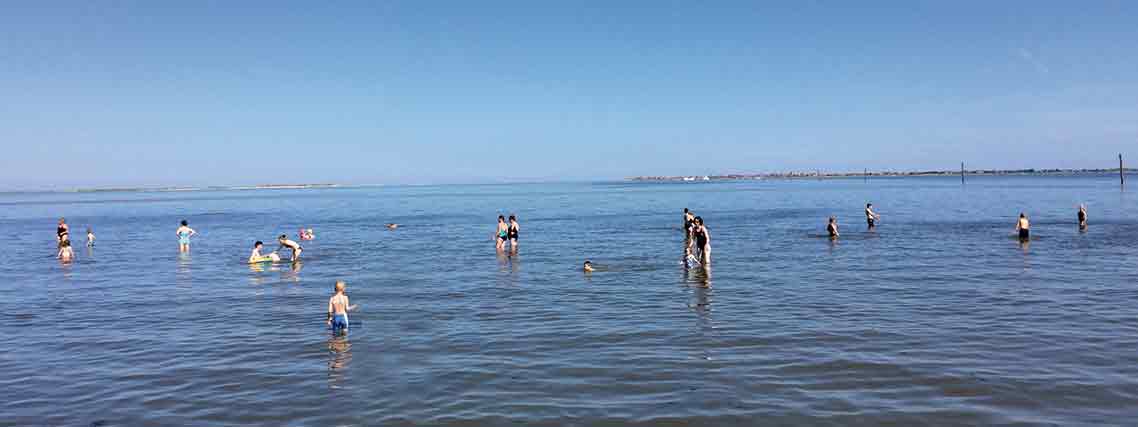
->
xmin=331 ymin=313 xmax=348 ymax=331
xmin=1018 ymin=228 xmax=1030 ymax=239
xmin=867 ymin=218 xmax=875 ymax=227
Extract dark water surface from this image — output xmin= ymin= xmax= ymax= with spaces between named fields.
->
xmin=2 ymin=176 xmax=1136 ymax=426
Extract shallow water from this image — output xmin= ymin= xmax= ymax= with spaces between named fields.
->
xmin=2 ymin=176 xmax=1137 ymax=426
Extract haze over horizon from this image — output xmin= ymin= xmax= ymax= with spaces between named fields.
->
xmin=2 ymin=2 xmax=1135 ymax=190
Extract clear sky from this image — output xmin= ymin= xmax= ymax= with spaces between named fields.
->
xmin=2 ymin=1 xmax=1135 ymax=189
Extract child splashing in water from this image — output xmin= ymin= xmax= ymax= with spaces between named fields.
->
xmin=327 ymin=280 xmax=358 ymax=333
xmin=58 ymin=239 xmax=75 ymax=262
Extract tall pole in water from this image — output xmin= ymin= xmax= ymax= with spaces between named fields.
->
xmin=961 ymin=162 xmax=965 ymax=184
xmin=1121 ymin=154 xmax=1125 ymax=187
xmin=864 ymin=168 xmax=868 ymax=183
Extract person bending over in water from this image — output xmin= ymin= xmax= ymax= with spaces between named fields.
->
xmin=495 ymin=215 xmax=508 ymax=250
xmin=827 ymin=216 xmax=839 ymax=239
xmin=1078 ymin=204 xmax=1088 ymax=229
xmin=58 ymin=239 xmax=75 ymax=262
xmin=327 ymin=280 xmax=358 ymax=333
xmin=86 ymin=228 xmax=95 ymax=247
xmin=277 ymin=234 xmax=302 ymax=260
xmin=176 ymin=220 xmax=196 ymax=252
xmin=508 ymin=215 xmax=520 ymax=251
xmin=583 ymin=260 xmax=594 ymax=272
xmin=865 ymin=203 xmax=880 ymax=229
xmin=1015 ymin=213 xmax=1030 ymax=240
xmin=56 ymin=218 xmax=70 ymax=247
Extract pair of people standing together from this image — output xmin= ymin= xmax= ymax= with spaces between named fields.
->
xmin=496 ymin=215 xmax=520 ymax=251
xmin=683 ymin=208 xmax=711 ymax=265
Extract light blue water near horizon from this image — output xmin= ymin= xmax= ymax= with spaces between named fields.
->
xmin=1 ymin=176 xmax=1137 ymax=426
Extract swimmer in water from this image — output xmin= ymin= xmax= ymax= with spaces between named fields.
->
xmin=327 ymin=280 xmax=359 ymax=333
xmin=1078 ymin=204 xmax=1088 ymax=229
xmin=865 ymin=203 xmax=880 ymax=229
xmin=385 ymin=223 xmax=398 ymax=230
xmin=306 ymin=228 xmax=315 ymax=239
xmin=277 ymin=234 xmax=302 ymax=260
xmin=58 ymin=239 xmax=74 ymax=262
xmin=86 ymin=228 xmax=95 ymax=247
xmin=583 ymin=260 xmax=594 ymax=272
xmin=827 ymin=216 xmax=839 ymax=239
xmin=249 ymin=241 xmax=264 ymax=262
xmin=176 ymin=220 xmax=196 ymax=252
xmin=56 ymin=218 xmax=69 ymax=247
xmin=495 ymin=215 xmax=508 ymax=250
xmin=1015 ymin=213 xmax=1030 ymax=240
xmin=508 ymin=215 xmax=520 ymax=251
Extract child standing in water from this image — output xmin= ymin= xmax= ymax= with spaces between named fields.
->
xmin=327 ymin=280 xmax=358 ymax=333
xmin=176 ymin=220 xmax=196 ymax=252
xmin=827 ymin=216 xmax=839 ymax=239
xmin=58 ymin=240 xmax=75 ymax=262
xmin=277 ymin=234 xmax=302 ymax=260
xmin=86 ymin=228 xmax=95 ymax=247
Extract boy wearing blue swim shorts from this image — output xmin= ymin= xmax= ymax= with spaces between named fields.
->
xmin=327 ymin=281 xmax=357 ymax=333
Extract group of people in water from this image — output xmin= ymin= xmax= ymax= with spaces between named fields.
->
xmin=682 ymin=208 xmax=712 ymax=267
xmin=495 ymin=215 xmax=521 ymax=252
xmin=54 ymin=218 xmax=94 ymax=262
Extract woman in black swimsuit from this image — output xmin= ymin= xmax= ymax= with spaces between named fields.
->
xmin=507 ymin=215 xmax=520 ymax=251
xmin=56 ymin=217 xmax=70 ymax=247
xmin=692 ymin=216 xmax=711 ymax=264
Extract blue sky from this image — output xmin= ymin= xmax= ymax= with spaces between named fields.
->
xmin=1 ymin=1 xmax=1135 ymax=188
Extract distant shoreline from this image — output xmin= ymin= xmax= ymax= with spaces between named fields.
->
xmin=68 ymin=183 xmax=347 ymax=194
xmin=628 ymin=168 xmax=1136 ymax=182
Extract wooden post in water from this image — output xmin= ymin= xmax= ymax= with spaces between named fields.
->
xmin=1121 ymin=154 xmax=1125 ymax=187
xmin=961 ymin=162 xmax=965 ymax=184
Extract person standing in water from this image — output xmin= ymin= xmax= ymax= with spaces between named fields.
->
xmin=176 ymin=220 xmax=196 ymax=252
xmin=327 ymin=280 xmax=358 ymax=334
xmin=692 ymin=216 xmax=711 ymax=264
xmin=86 ymin=228 xmax=95 ymax=247
xmin=56 ymin=218 xmax=70 ymax=247
xmin=827 ymin=216 xmax=839 ymax=239
xmin=865 ymin=203 xmax=880 ymax=229
xmin=507 ymin=215 xmax=520 ymax=251
xmin=1015 ymin=213 xmax=1030 ymax=240
xmin=683 ymin=208 xmax=695 ymax=235
xmin=1078 ymin=204 xmax=1088 ymax=229
xmin=495 ymin=215 xmax=508 ymax=251
xmin=58 ymin=239 xmax=75 ymax=262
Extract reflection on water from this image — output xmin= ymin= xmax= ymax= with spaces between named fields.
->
xmin=282 ymin=260 xmax=303 ymax=283
xmin=327 ymin=334 xmax=352 ymax=389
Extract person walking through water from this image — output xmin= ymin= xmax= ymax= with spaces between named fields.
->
xmin=507 ymin=215 xmax=520 ymax=251
xmin=865 ymin=203 xmax=881 ymax=230
xmin=56 ymin=218 xmax=70 ymax=247
xmin=1015 ymin=213 xmax=1030 ymax=240
xmin=1078 ymin=204 xmax=1088 ymax=230
xmin=827 ymin=216 xmax=839 ymax=239
xmin=495 ymin=215 xmax=508 ymax=251
xmin=692 ymin=216 xmax=711 ymax=265
xmin=176 ymin=220 xmax=196 ymax=252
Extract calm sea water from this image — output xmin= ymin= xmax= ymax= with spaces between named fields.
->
xmin=2 ymin=176 xmax=1136 ymax=426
